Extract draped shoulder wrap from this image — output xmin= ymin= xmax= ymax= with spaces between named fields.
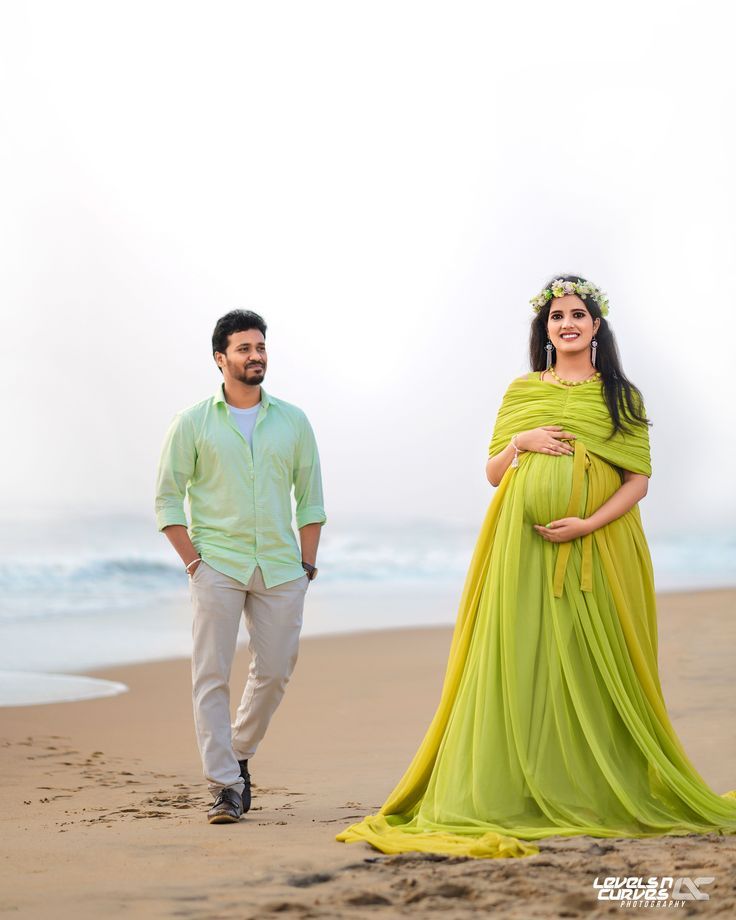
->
xmin=488 ymin=373 xmax=651 ymax=476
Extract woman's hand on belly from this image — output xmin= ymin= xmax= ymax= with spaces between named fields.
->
xmin=534 ymin=516 xmax=590 ymax=543
xmin=518 ymin=425 xmax=576 ymax=456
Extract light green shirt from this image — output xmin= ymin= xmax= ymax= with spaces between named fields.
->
xmin=155 ymin=384 xmax=326 ymax=588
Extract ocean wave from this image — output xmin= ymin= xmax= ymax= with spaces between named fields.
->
xmin=0 ymin=529 xmax=734 ymax=623
xmin=0 ymin=556 xmax=184 ymax=621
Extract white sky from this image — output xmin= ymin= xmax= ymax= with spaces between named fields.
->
xmin=1 ymin=1 xmax=734 ymax=537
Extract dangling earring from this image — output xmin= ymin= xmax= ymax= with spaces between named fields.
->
xmin=591 ymin=337 xmax=598 ymax=367
xmin=545 ymin=339 xmax=554 ymax=370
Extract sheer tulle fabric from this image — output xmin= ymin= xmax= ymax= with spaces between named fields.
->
xmin=337 ymin=374 xmax=736 ymax=859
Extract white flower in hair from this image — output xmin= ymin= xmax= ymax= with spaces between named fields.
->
xmin=529 ymin=276 xmax=609 ymax=317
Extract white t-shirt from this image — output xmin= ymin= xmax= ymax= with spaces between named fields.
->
xmin=227 ymin=402 xmax=261 ymax=448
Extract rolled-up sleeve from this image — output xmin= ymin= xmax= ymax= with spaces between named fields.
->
xmin=155 ymin=412 xmax=196 ymax=531
xmin=293 ymin=415 xmax=327 ymax=529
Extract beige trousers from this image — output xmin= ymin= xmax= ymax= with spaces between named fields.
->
xmin=189 ymin=561 xmax=308 ymax=797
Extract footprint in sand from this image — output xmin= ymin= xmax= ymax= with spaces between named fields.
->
xmin=404 ymin=882 xmax=474 ymax=904
xmin=107 ymin=788 xmax=207 ymax=821
xmin=318 ymin=816 xmax=364 ymax=824
xmin=286 ymin=872 xmax=334 ymax=888
xmin=254 ymin=786 xmax=305 ymax=796
xmin=345 ymin=892 xmax=392 ymax=907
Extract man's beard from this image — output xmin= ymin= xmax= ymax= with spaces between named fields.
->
xmin=234 ymin=363 xmax=266 ymax=385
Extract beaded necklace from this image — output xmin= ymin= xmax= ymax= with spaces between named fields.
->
xmin=548 ymin=366 xmax=601 ymax=387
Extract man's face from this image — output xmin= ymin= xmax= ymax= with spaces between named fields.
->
xmin=216 ymin=329 xmax=267 ymax=385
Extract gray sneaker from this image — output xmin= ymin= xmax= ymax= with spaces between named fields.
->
xmin=207 ymin=787 xmax=243 ymax=824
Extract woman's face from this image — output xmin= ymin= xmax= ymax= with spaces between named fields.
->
xmin=546 ymin=295 xmax=600 ymax=356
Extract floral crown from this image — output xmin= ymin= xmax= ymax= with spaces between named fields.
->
xmin=530 ymin=277 xmax=609 ymax=317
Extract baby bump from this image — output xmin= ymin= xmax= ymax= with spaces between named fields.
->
xmin=520 ymin=451 xmax=589 ymax=524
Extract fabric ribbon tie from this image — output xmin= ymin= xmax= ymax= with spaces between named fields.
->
xmin=552 ymin=439 xmax=593 ymax=598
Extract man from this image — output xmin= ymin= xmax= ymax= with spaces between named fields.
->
xmin=155 ymin=310 xmax=326 ymax=824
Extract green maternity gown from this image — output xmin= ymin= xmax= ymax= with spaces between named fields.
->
xmin=337 ymin=372 xmax=736 ymax=859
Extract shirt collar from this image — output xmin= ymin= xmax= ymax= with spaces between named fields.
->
xmin=213 ymin=383 xmax=270 ymax=409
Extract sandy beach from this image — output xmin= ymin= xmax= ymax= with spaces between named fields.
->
xmin=2 ymin=587 xmax=735 ymax=919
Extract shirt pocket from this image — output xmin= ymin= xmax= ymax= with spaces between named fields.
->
xmin=256 ymin=431 xmax=294 ymax=480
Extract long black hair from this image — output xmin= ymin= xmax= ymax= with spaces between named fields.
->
xmin=529 ymin=274 xmax=651 ymax=439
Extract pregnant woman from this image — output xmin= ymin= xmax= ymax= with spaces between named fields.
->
xmin=337 ymin=274 xmax=736 ymax=859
